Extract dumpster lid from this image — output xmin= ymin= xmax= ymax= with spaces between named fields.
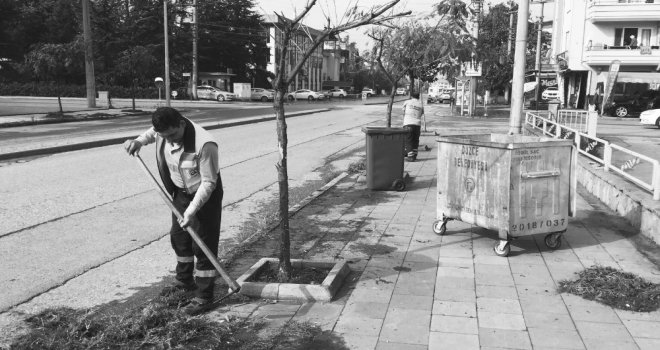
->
xmin=436 ymin=133 xmax=574 ymax=149
xmin=362 ymin=126 xmax=409 ymax=135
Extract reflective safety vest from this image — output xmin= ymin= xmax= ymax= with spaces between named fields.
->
xmin=403 ymin=99 xmax=423 ymax=126
xmin=155 ymin=118 xmax=218 ymax=195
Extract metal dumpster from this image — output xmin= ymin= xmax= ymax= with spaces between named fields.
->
xmin=433 ymin=133 xmax=576 ymax=257
xmin=362 ymin=127 xmax=408 ymax=191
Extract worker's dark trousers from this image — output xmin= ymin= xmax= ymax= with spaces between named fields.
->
xmin=404 ymin=124 xmax=421 ymax=160
xmin=170 ymin=178 xmax=223 ymax=300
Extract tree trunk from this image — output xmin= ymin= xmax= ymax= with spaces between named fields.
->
xmin=57 ymin=95 xmax=63 ymax=114
xmin=131 ymin=85 xmax=136 ymax=111
xmin=274 ymin=89 xmax=292 ymax=281
xmin=386 ymin=89 xmax=396 ymax=128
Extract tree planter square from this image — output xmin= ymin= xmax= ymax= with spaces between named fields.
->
xmin=235 ymin=258 xmax=350 ymax=302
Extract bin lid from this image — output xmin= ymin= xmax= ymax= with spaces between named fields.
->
xmin=362 ymin=126 xmax=408 ymax=135
xmin=436 ymin=133 xmax=573 ymax=149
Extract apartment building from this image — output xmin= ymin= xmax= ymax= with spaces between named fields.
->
xmin=550 ymin=0 xmax=660 ymax=108
xmin=321 ymin=39 xmax=353 ymax=91
xmin=263 ymin=14 xmax=324 ymax=92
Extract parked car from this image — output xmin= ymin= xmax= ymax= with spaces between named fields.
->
xmin=395 ymin=87 xmax=406 ymax=95
xmin=196 ymin=85 xmax=235 ymax=102
xmin=250 ymin=88 xmax=274 ymax=102
xmin=605 ymin=90 xmax=660 ymax=117
xmin=640 ymin=108 xmax=660 ymax=128
xmin=326 ymin=88 xmax=347 ymax=98
xmin=541 ymin=87 xmax=559 ymax=100
xmin=439 ymin=90 xmax=454 ymax=104
xmin=361 ymin=87 xmax=376 ymax=97
xmin=286 ymin=89 xmax=325 ymax=101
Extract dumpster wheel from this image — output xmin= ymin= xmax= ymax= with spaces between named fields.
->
xmin=544 ymin=232 xmax=563 ymax=250
xmin=493 ymin=240 xmax=511 ymax=257
xmin=392 ymin=179 xmax=406 ymax=191
xmin=432 ymin=219 xmax=447 ymax=235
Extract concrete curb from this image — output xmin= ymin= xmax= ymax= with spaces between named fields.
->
xmin=235 ymin=258 xmax=350 ymax=301
xmin=577 ymin=159 xmax=660 ymax=244
xmin=0 ymin=108 xmax=330 ymax=161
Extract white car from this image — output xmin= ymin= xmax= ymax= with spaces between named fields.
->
xmin=197 ymin=85 xmax=235 ymax=102
xmin=541 ymin=88 xmax=559 ymax=100
xmin=640 ymin=108 xmax=660 ymax=128
xmin=326 ymin=88 xmax=347 ymax=98
xmin=250 ymin=88 xmax=274 ymax=102
xmin=362 ymin=88 xmax=376 ymax=97
xmin=395 ymin=88 xmax=406 ymax=95
xmin=286 ymin=89 xmax=325 ymax=101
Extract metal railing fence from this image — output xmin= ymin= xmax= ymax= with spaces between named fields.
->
xmin=525 ymin=111 xmax=660 ymax=200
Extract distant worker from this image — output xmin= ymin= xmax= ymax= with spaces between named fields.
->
xmin=402 ymin=92 xmax=424 ymax=162
xmin=123 ymin=107 xmax=223 ymax=315
xmin=628 ymin=35 xmax=638 ymax=49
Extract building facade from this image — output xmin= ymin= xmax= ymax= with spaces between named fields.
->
xmin=321 ymin=39 xmax=353 ymax=91
xmin=550 ymin=0 xmax=660 ymax=109
xmin=263 ymin=14 xmax=324 ymax=92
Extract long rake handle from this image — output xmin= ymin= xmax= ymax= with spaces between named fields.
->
xmin=135 ymin=154 xmax=240 ymax=292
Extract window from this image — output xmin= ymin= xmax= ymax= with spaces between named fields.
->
xmin=614 ymin=28 xmax=639 ymax=46
xmin=613 ymin=27 xmax=652 ymax=46
xmin=641 ymin=29 xmax=651 ymax=46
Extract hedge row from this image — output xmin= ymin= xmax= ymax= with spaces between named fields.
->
xmin=0 ymin=82 xmax=165 ymax=99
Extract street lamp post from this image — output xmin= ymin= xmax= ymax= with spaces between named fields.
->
xmin=533 ymin=0 xmax=550 ymax=111
xmin=468 ymin=0 xmax=483 ymax=117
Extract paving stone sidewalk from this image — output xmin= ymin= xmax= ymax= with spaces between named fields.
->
xmin=211 ymin=133 xmax=660 ymax=350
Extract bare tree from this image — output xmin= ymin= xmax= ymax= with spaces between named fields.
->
xmin=267 ymin=0 xmax=409 ymax=280
xmin=370 ymin=18 xmax=470 ymax=127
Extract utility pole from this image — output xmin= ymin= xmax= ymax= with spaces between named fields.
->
xmin=192 ymin=0 xmax=198 ymax=100
xmin=508 ymin=0 xmax=530 ymax=134
xmin=504 ymin=7 xmax=515 ymax=104
xmin=163 ymin=0 xmax=171 ymax=107
xmin=82 ymin=0 xmax=96 ymax=108
xmin=533 ymin=0 xmax=548 ymax=111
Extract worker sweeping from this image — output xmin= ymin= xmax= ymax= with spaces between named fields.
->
xmin=402 ymin=91 xmax=424 ymax=161
xmin=123 ymin=107 xmax=223 ymax=315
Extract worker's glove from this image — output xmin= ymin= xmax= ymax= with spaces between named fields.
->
xmin=123 ymin=140 xmax=142 ymax=156
xmin=179 ymin=211 xmax=200 ymax=231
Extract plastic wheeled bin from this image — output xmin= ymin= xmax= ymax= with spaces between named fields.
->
xmin=362 ymin=126 xmax=408 ymax=191
xmin=432 ymin=133 xmax=576 ymax=257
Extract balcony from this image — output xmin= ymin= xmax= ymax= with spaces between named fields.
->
xmin=587 ymin=0 xmax=660 ymax=22
xmin=583 ymin=44 xmax=660 ymax=65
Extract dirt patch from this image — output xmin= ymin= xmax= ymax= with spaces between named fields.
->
xmin=348 ymin=242 xmax=396 ymax=256
xmin=251 ymin=264 xmax=331 ymax=284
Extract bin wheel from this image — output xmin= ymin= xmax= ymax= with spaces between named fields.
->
xmin=493 ymin=241 xmax=510 ymax=257
xmin=393 ymin=179 xmax=406 ymax=191
xmin=433 ymin=220 xmax=447 ymax=235
xmin=544 ymin=233 xmax=562 ymax=250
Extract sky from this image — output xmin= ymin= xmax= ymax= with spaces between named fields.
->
xmin=254 ymin=0 xmax=554 ymax=52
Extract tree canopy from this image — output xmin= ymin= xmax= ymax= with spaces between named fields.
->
xmin=0 ymin=0 xmax=270 ymax=89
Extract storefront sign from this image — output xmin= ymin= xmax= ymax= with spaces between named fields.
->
xmin=602 ymin=60 xmax=620 ymax=114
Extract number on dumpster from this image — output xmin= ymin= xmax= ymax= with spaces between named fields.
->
xmin=511 ymin=218 xmax=565 ymax=232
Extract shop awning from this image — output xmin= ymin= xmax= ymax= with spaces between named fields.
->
xmin=616 ymin=72 xmax=660 ymax=84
